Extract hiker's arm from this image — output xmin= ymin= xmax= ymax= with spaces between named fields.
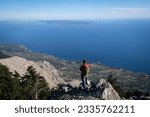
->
xmin=80 ymin=66 xmax=82 ymax=71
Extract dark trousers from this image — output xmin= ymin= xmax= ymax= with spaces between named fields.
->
xmin=81 ymin=75 xmax=88 ymax=90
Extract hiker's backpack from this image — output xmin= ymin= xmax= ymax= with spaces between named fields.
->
xmin=80 ymin=64 xmax=89 ymax=75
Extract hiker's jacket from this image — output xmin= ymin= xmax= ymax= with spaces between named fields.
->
xmin=80 ymin=63 xmax=89 ymax=76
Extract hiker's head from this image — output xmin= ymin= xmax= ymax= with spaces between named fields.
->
xmin=83 ymin=59 xmax=86 ymax=64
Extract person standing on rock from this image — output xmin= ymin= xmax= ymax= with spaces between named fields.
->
xmin=80 ymin=59 xmax=89 ymax=90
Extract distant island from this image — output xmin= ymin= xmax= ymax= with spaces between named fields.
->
xmin=38 ymin=20 xmax=96 ymax=25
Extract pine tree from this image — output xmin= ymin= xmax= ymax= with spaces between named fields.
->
xmin=0 ymin=63 xmax=12 ymax=99
xmin=21 ymin=66 xmax=50 ymax=99
xmin=11 ymin=71 xmax=22 ymax=99
xmin=0 ymin=64 xmax=21 ymax=99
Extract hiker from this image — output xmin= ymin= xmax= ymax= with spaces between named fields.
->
xmin=80 ymin=59 xmax=89 ymax=90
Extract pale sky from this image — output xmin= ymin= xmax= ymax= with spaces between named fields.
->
xmin=0 ymin=0 xmax=150 ymax=20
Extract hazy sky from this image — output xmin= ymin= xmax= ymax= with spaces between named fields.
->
xmin=0 ymin=0 xmax=150 ymax=20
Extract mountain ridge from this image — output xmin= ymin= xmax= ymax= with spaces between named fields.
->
xmin=0 ymin=44 xmax=150 ymax=99
xmin=0 ymin=56 xmax=64 ymax=88
xmin=0 ymin=55 xmax=120 ymax=100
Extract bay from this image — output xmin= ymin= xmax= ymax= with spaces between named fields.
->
xmin=0 ymin=19 xmax=150 ymax=74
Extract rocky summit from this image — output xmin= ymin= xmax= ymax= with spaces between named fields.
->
xmin=49 ymin=78 xmax=120 ymax=100
xmin=0 ymin=44 xmax=150 ymax=100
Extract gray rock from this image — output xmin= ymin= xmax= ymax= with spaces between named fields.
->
xmin=49 ymin=78 xmax=120 ymax=100
xmin=96 ymin=78 xmax=120 ymax=100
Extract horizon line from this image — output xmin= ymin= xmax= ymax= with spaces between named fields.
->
xmin=1 ymin=18 xmax=150 ymax=21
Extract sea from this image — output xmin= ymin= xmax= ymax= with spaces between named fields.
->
xmin=0 ymin=19 xmax=150 ymax=74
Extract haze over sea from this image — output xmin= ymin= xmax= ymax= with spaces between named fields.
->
xmin=0 ymin=19 xmax=150 ymax=74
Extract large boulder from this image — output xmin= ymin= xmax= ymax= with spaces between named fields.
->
xmin=96 ymin=78 xmax=120 ymax=100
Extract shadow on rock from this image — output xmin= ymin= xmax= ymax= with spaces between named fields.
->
xmin=48 ymin=78 xmax=120 ymax=100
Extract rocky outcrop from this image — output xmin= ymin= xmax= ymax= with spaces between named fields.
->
xmin=49 ymin=78 xmax=120 ymax=100
xmin=96 ymin=78 xmax=120 ymax=100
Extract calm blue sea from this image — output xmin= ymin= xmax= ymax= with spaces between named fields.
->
xmin=0 ymin=20 xmax=150 ymax=74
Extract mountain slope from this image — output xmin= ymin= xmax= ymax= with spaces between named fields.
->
xmin=0 ymin=56 xmax=64 ymax=88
